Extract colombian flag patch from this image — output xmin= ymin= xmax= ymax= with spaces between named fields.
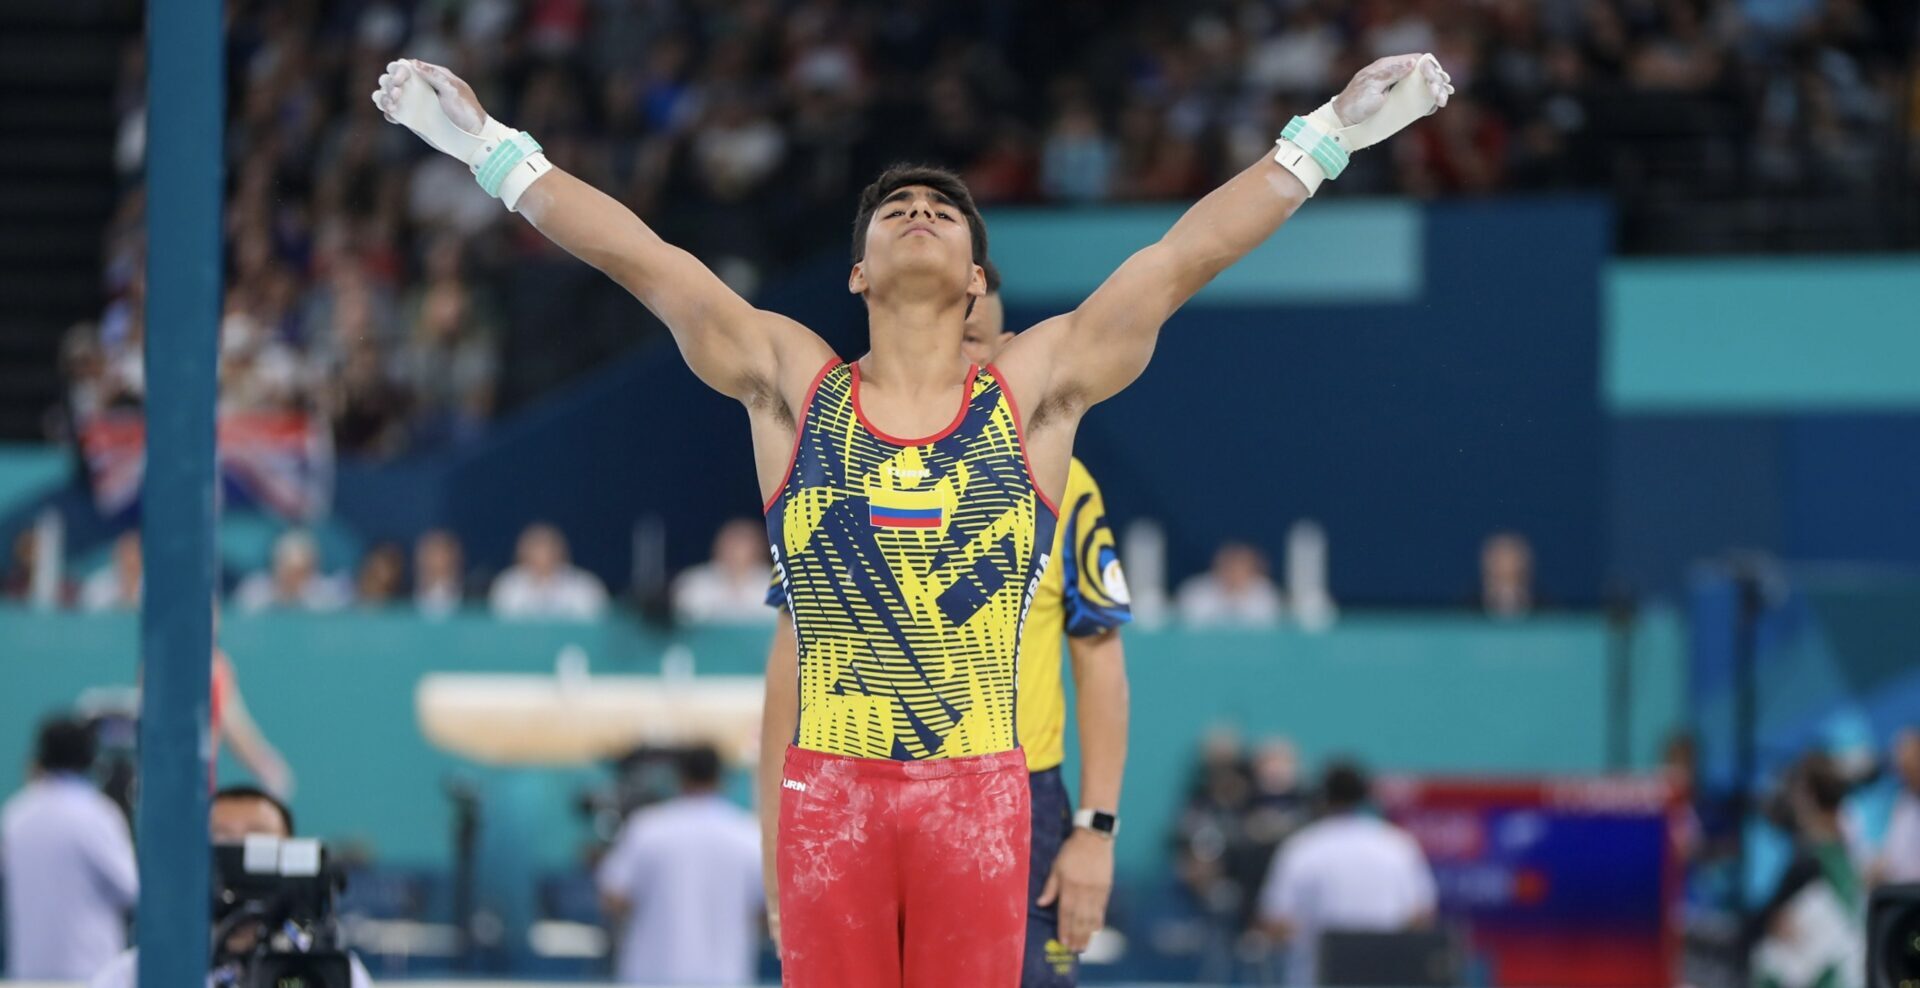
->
xmin=869 ymin=503 xmax=943 ymax=529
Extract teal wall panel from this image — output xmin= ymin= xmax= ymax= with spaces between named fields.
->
xmin=984 ymin=200 xmax=1424 ymax=307
xmin=1606 ymin=257 xmax=1920 ymax=411
xmin=0 ymin=608 xmax=1683 ymax=880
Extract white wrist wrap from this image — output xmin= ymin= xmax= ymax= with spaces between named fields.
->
xmin=1272 ymin=103 xmax=1348 ymax=197
xmin=473 ymin=130 xmax=553 ymax=211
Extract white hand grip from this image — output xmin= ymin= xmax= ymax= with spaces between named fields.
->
xmin=1341 ymin=53 xmax=1444 ymax=152
xmin=388 ymin=70 xmax=501 ymax=168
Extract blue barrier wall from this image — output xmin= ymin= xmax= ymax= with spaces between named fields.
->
xmin=332 ymin=199 xmax=1615 ymax=607
xmin=1602 ymin=256 xmax=1920 ymax=593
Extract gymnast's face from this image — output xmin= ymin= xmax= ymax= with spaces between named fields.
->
xmin=850 ymin=186 xmax=985 ymax=310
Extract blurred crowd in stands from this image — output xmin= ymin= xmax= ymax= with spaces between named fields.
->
xmin=1 ymin=514 xmax=782 ymax=624
xmin=56 ymin=0 xmax=1920 ymax=458
xmin=6 ymin=508 xmax=1545 ymax=626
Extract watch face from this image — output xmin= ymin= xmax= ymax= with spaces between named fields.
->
xmin=1089 ymin=811 xmax=1117 ymax=832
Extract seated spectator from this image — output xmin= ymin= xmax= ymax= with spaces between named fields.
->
xmin=3 ymin=527 xmax=76 ymax=606
xmin=1478 ymin=531 xmax=1535 ymax=619
xmin=81 ymin=532 xmax=143 ymax=613
xmin=233 ymin=531 xmax=351 ymax=614
xmin=1177 ymin=542 xmax=1285 ymax=627
xmin=87 ymin=786 xmax=374 ymax=987
xmin=1244 ymin=737 xmax=1312 ymax=883
xmin=413 ymin=529 xmax=468 ymax=618
xmin=1 ymin=530 xmax=31 ymax=600
xmin=672 ymin=519 xmax=776 ymax=624
xmin=1174 ymin=729 xmax=1258 ymax=928
xmin=3 ymin=717 xmax=137 ymax=981
xmin=354 ymin=542 xmax=405 ymax=608
xmin=1256 ymin=759 xmax=1437 ymax=987
xmin=489 ymin=523 xmax=607 ymax=621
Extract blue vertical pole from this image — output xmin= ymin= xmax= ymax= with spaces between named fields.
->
xmin=139 ymin=0 xmax=222 ymax=983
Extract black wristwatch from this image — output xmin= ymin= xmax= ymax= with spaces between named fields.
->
xmin=1073 ymin=808 xmax=1120 ymax=839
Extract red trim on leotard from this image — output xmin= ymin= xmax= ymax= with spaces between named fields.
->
xmin=763 ymin=357 xmax=844 ymax=515
xmin=987 ymin=363 xmax=1060 ymax=518
xmin=850 ymin=362 xmax=977 ymax=447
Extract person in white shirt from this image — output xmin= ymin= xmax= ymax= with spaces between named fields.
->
xmin=1177 ymin=541 xmax=1286 ymax=627
xmin=233 ymin=530 xmax=352 ymax=613
xmin=1874 ymin=728 xmax=1920 ymax=885
xmin=2 ymin=717 xmax=137 ymax=980
xmin=596 ymin=746 xmax=763 ymax=986
xmin=80 ymin=531 xmax=142 ymax=613
xmin=412 ymin=528 xmax=467 ymax=617
xmin=488 ymin=522 xmax=608 ymax=621
xmin=672 ymin=519 xmax=776 ymax=624
xmin=1257 ymin=759 xmax=1437 ymax=987
xmin=88 ymin=786 xmax=374 ymax=988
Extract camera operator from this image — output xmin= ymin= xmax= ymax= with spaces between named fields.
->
xmin=1749 ymin=752 xmax=1864 ymax=988
xmin=88 ymin=786 xmax=372 ymax=988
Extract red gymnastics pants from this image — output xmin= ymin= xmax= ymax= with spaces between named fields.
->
xmin=777 ymin=745 xmax=1030 ymax=988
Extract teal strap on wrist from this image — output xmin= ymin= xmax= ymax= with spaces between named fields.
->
xmin=1280 ymin=116 xmax=1349 ymax=180
xmin=475 ymin=131 xmax=541 ymax=198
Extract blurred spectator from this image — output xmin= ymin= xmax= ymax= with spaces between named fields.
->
xmin=1478 ymin=531 xmax=1535 ymax=618
xmin=1751 ymin=752 xmax=1863 ymax=988
xmin=2 ymin=717 xmax=137 ymax=980
xmin=1175 ymin=730 xmax=1263 ymax=938
xmin=80 ymin=532 xmax=143 ymax=613
xmin=234 ymin=530 xmax=352 ymax=614
xmin=3 ymin=528 xmax=76 ymax=606
xmin=1243 ymin=738 xmax=1313 ymax=893
xmin=354 ymin=542 xmax=406 ymax=608
xmin=1 ymin=530 xmax=32 ymax=600
xmin=329 ymin=339 xmax=412 ymax=458
xmin=596 ymin=745 xmax=762 ymax=986
xmin=389 ymin=280 xmax=498 ymax=450
xmin=1873 ymin=728 xmax=1920 ymax=885
xmin=210 ymin=641 xmax=296 ymax=801
xmin=490 ymin=523 xmax=608 ymax=621
xmin=1400 ymin=97 xmax=1510 ymax=196
xmin=1256 ymin=758 xmax=1437 ymax=988
xmin=1041 ymin=95 xmax=1118 ymax=202
xmin=413 ymin=529 xmax=468 ymax=618
xmin=1664 ymin=732 xmax=1707 ymax=867
xmin=672 ymin=519 xmax=776 ymax=625
xmin=1178 ymin=542 xmax=1285 ymax=627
